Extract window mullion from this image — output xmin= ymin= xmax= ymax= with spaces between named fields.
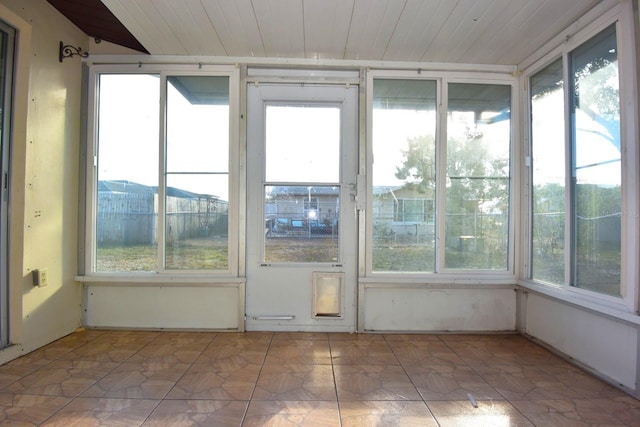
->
xmin=563 ymin=52 xmax=573 ymax=289
xmin=158 ymin=73 xmax=168 ymax=273
xmin=435 ymin=79 xmax=447 ymax=273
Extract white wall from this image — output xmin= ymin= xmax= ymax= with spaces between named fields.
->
xmin=0 ymin=0 xmax=85 ymax=363
xmin=361 ymin=284 xmax=517 ymax=332
xmin=522 ymin=291 xmax=639 ymax=396
xmin=84 ymin=283 xmax=244 ymax=330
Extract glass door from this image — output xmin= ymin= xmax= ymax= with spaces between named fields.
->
xmin=246 ymin=83 xmax=358 ymax=332
xmin=0 ymin=21 xmax=15 ymax=348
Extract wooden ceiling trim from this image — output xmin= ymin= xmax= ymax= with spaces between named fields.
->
xmin=46 ymin=0 xmax=148 ymax=53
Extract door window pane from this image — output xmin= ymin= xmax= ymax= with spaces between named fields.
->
xmin=265 ymin=105 xmax=340 ymax=183
xmin=264 ymin=185 xmax=339 ymax=263
xmin=372 ymin=79 xmax=437 ymax=272
xmin=165 ymin=76 xmax=229 ymax=270
xmin=263 ymin=103 xmax=341 ymax=264
xmin=96 ymin=74 xmax=159 ymax=272
xmin=445 ymin=83 xmax=511 ymax=270
xmin=531 ymin=59 xmax=565 ymax=284
xmin=570 ymin=25 xmax=621 ymax=296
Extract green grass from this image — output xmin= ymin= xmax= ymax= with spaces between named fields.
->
xmin=265 ymin=237 xmax=339 ymax=263
xmin=97 ymin=237 xmax=228 ymax=271
xmin=372 ymin=243 xmax=434 ymax=271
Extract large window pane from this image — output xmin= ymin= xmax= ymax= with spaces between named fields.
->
xmin=96 ymin=74 xmax=159 ymax=272
xmin=531 ymin=59 xmax=565 ymax=284
xmin=445 ymin=83 xmax=510 ymax=269
xmin=165 ymin=76 xmax=230 ymax=270
xmin=165 ymin=175 xmax=228 ymax=270
xmin=372 ymin=79 xmax=437 ymax=272
xmin=570 ymin=25 xmax=621 ymax=296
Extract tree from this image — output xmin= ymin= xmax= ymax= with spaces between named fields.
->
xmin=394 ymin=135 xmax=436 ymax=195
xmin=394 ymin=125 xmax=510 ymax=268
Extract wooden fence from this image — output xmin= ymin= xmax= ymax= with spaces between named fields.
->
xmin=98 ymin=192 xmax=227 ymax=245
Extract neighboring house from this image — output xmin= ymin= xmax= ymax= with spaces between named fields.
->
xmin=265 ymin=186 xmax=339 ymax=236
xmin=373 ymin=186 xmax=435 ymax=243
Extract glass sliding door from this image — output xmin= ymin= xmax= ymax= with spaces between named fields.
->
xmin=0 ymin=20 xmax=15 ymax=348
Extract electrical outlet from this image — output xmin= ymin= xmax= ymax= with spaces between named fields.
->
xmin=33 ymin=268 xmax=48 ymax=287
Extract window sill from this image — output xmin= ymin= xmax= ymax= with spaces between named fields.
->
xmin=75 ymin=275 xmax=245 ymax=285
xmin=518 ymin=279 xmax=640 ymax=326
xmin=360 ymin=275 xmax=517 ymax=288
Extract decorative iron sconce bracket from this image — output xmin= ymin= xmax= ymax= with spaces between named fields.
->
xmin=59 ymin=41 xmax=89 ymax=63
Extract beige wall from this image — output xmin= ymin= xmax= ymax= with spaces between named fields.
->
xmin=0 ymin=0 xmax=86 ymax=362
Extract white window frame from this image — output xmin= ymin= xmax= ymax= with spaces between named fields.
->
xmin=83 ymin=64 xmax=240 ymax=280
xmin=521 ymin=1 xmax=639 ymax=315
xmin=365 ymin=70 xmax=518 ymax=282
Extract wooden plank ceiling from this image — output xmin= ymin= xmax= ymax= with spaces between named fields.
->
xmin=50 ymin=0 xmax=603 ymax=65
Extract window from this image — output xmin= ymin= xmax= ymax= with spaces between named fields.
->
xmin=371 ymin=78 xmax=512 ymax=273
xmin=372 ymin=79 xmax=437 ymax=272
xmin=530 ymin=59 xmax=565 ymax=285
xmin=529 ymin=24 xmax=622 ymax=298
xmin=570 ymin=25 xmax=621 ymax=297
xmin=445 ymin=83 xmax=511 ymax=270
xmin=91 ymin=71 xmax=234 ymax=273
xmin=395 ymin=199 xmax=434 ymax=223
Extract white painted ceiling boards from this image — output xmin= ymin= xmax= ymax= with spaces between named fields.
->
xmin=100 ymin=0 xmax=604 ymax=65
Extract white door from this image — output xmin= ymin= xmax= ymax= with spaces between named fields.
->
xmin=246 ymin=83 xmax=358 ymax=332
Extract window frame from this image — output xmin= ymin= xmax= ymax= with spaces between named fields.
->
xmin=522 ymin=3 xmax=639 ymax=314
xmin=84 ymin=65 xmax=240 ymax=279
xmin=366 ymin=70 xmax=518 ymax=281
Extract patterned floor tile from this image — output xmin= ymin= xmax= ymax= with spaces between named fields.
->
xmin=127 ymin=342 xmax=208 ymax=364
xmin=253 ymin=363 xmax=336 ymax=401
xmin=334 ymin=364 xmax=421 ymax=401
xmin=389 ymin=341 xmax=466 ymax=366
xmin=80 ymin=361 xmax=190 ymax=399
xmin=265 ymin=340 xmax=332 ymax=365
xmin=243 ymin=400 xmax=340 ymax=427
xmin=340 ymin=401 xmax=438 ymax=427
xmin=165 ymin=361 xmax=261 ymax=400
xmin=330 ymin=340 xmax=399 ymax=365
xmin=473 ymin=365 xmax=581 ymax=400
xmin=42 ymin=397 xmax=159 ymax=426
xmin=0 ymin=393 xmax=71 ymax=425
xmin=427 ymin=399 xmax=535 ymax=427
xmin=4 ymin=359 xmax=117 ymax=397
xmin=405 ymin=364 xmax=502 ymax=401
xmin=142 ymin=399 xmax=247 ymax=427
xmin=511 ymin=398 xmax=629 ymax=426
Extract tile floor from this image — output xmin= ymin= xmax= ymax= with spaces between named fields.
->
xmin=0 ymin=329 xmax=638 ymax=426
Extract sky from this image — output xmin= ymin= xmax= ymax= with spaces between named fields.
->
xmin=98 ymin=74 xmax=621 ymax=204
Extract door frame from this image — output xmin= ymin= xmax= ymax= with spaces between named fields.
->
xmin=244 ymin=77 xmax=360 ymax=332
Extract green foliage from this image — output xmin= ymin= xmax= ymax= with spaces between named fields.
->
xmin=394 ymin=135 xmax=436 ymax=195
xmin=390 ymin=130 xmax=510 ymax=270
